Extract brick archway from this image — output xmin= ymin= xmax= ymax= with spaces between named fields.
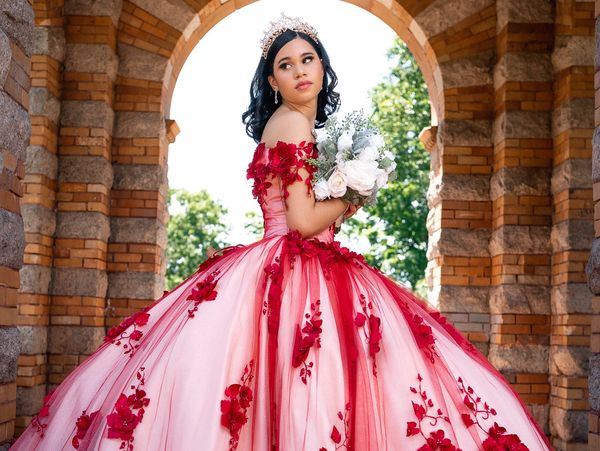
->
xmin=0 ymin=1 xmax=595 ymax=449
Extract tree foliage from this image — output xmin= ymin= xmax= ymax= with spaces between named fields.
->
xmin=166 ymin=188 xmax=230 ymax=290
xmin=340 ymin=38 xmax=431 ymax=289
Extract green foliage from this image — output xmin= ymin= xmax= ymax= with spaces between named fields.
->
xmin=166 ymin=188 xmax=230 ymax=290
xmin=340 ymin=38 xmax=431 ymax=289
xmin=243 ymin=210 xmax=264 ymax=240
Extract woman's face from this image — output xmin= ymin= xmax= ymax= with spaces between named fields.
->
xmin=267 ymin=37 xmax=324 ymax=105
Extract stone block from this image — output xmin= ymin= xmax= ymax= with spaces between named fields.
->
xmin=117 ymin=43 xmax=168 ymax=81
xmin=427 ymin=228 xmax=490 ymax=259
xmin=529 ymin=404 xmax=550 ymax=435
xmin=0 ymin=327 xmax=19 ymax=384
xmin=585 ymin=238 xmax=600 ymax=294
xmin=494 ymin=53 xmax=552 ymax=88
xmin=550 ymin=345 xmax=590 ymax=377
xmin=64 ymin=0 xmax=123 ymax=25
xmin=493 ymin=110 xmax=550 ymax=143
xmin=551 ymin=283 xmax=592 ymax=315
xmin=0 ymin=90 xmax=31 ymax=159
xmin=16 ymin=384 xmax=46 ymax=416
xmin=29 ymin=87 xmax=61 ymax=123
xmin=114 ymin=111 xmax=161 ymax=138
xmin=553 ymin=35 xmax=594 ymax=73
xmin=490 ymin=167 xmax=550 ymax=201
xmin=590 ymin=353 xmax=600 ymax=411
xmin=47 ymin=325 xmax=105 ymax=354
xmin=496 ymin=0 xmax=553 ymax=29
xmin=0 ymin=29 xmax=10 ymax=86
xmin=439 ymin=50 xmax=493 ymax=89
xmin=438 ymin=119 xmax=491 ymax=147
xmin=415 ymin=0 xmax=493 ymax=38
xmin=60 ymin=100 xmax=114 ymax=130
xmin=551 ymin=159 xmax=592 ymax=194
xmin=112 ymin=164 xmax=166 ymax=191
xmin=427 ymin=173 xmax=489 ymax=207
xmin=21 ymin=203 xmax=56 ymax=236
xmin=129 ymin=0 xmax=194 ymax=32
xmin=33 ymin=25 xmax=65 ymax=62
xmin=25 ymin=145 xmax=58 ymax=180
xmin=0 ymin=209 xmax=24 ymax=269
xmin=19 ymin=264 xmax=51 ymax=294
xmin=430 ymin=285 xmax=490 ymax=313
xmin=64 ymin=43 xmax=117 ymax=79
xmin=552 ymin=98 xmax=594 ymax=136
xmin=592 ymin=127 xmax=600 ymax=183
xmin=56 ymin=211 xmax=110 ymax=241
xmin=109 ymin=217 xmax=167 ymax=247
xmin=489 ymin=225 xmax=551 ymax=256
xmin=549 ymin=406 xmax=588 ymax=442
xmin=18 ymin=325 xmax=48 ymax=354
xmin=488 ymin=343 xmax=549 ymax=373
xmin=50 ymin=267 xmax=107 ymax=297
xmin=551 ymin=220 xmax=593 ymax=253
xmin=58 ymin=155 xmax=113 ymax=186
xmin=490 ymin=284 xmax=551 ymax=315
xmin=107 ymin=271 xmax=164 ymax=300
xmin=0 ymin=0 xmax=34 ymax=55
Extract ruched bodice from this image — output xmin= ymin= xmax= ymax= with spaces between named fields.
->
xmin=248 ymin=140 xmax=335 ymax=243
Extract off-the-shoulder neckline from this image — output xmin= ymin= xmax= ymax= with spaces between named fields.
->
xmin=256 ymin=140 xmax=316 ymax=151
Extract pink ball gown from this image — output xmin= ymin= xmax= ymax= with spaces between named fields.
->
xmin=10 ymin=140 xmax=552 ymax=451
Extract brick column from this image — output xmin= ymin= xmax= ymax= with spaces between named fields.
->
xmin=0 ymin=0 xmax=33 ymax=446
xmin=488 ymin=0 xmax=554 ymax=433
xmin=550 ymin=1 xmax=594 ymax=448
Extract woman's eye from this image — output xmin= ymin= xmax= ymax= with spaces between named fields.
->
xmin=279 ymin=56 xmax=313 ymax=70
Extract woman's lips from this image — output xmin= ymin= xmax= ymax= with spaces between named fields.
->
xmin=296 ymin=82 xmax=312 ymax=90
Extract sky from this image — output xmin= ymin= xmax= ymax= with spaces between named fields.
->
xmin=168 ymin=0 xmax=398 ymax=249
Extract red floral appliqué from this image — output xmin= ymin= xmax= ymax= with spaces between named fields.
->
xmin=458 ymin=376 xmax=529 ymax=450
xmin=220 ymin=359 xmax=255 ymax=451
xmin=246 ymin=140 xmax=317 ymax=208
xmin=106 ymin=366 xmax=150 ymax=451
xmin=104 ymin=306 xmax=151 ymax=357
xmin=319 ymin=402 xmax=352 ymax=450
xmin=71 ymin=408 xmax=100 ymax=448
xmin=263 ymin=257 xmax=284 ymax=332
xmin=292 ymin=299 xmax=323 ymax=384
xmin=406 ymin=373 xmax=460 ymax=451
xmin=408 ymin=312 xmax=438 ymax=363
xmin=354 ymin=293 xmax=382 ymax=377
xmin=30 ymin=387 xmax=55 ymax=438
xmin=186 ymin=269 xmax=220 ymax=318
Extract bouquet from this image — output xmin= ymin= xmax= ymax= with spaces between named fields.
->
xmin=307 ymin=109 xmax=397 ymax=208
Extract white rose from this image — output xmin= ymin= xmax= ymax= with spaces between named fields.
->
xmin=335 ymin=150 xmax=345 ymax=165
xmin=375 ymin=168 xmax=388 ymax=188
xmin=344 ymin=160 xmax=379 ymax=196
xmin=383 ymin=150 xmax=394 ymax=160
xmin=357 ymin=146 xmax=380 ymax=161
xmin=313 ymin=179 xmax=331 ymax=200
xmin=337 ymin=130 xmax=353 ymax=153
xmin=369 ymin=133 xmax=385 ymax=149
xmin=386 ymin=161 xmax=397 ymax=174
xmin=327 ymin=169 xmax=348 ymax=198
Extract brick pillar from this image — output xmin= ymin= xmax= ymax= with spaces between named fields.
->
xmin=14 ymin=0 xmax=64 ymax=437
xmin=585 ymin=1 xmax=600 ymax=447
xmin=0 ymin=0 xmax=33 ymax=446
xmin=44 ymin=0 xmax=121 ymax=388
xmin=488 ymin=0 xmax=554 ymax=433
xmin=550 ymin=1 xmax=595 ymax=448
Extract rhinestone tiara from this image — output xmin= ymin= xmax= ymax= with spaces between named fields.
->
xmin=260 ymin=12 xmax=319 ymax=60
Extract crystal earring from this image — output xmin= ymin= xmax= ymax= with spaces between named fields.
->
xmin=274 ymin=88 xmax=278 ymax=104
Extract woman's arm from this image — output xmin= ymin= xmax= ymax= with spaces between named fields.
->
xmin=262 ymin=112 xmax=350 ymax=239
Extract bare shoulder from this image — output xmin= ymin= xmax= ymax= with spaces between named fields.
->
xmin=261 ymin=110 xmax=313 ymax=149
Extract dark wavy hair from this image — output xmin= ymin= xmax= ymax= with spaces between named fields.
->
xmin=241 ymin=29 xmax=341 ymax=143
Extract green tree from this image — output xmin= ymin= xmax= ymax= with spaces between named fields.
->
xmin=340 ymin=38 xmax=431 ymax=289
xmin=166 ymin=188 xmax=230 ymax=290
xmin=243 ymin=210 xmax=264 ymax=241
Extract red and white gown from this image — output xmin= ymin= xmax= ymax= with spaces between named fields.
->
xmin=10 ymin=140 xmax=552 ymax=451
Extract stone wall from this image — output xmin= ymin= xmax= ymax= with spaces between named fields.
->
xmin=0 ymin=0 xmax=596 ymax=449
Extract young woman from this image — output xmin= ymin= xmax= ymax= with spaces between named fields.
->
xmin=10 ymin=13 xmax=552 ymax=451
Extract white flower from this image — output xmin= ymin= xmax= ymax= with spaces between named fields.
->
xmin=327 ymin=169 xmax=348 ymax=197
xmin=313 ymin=179 xmax=331 ymax=200
xmin=337 ymin=130 xmax=353 ymax=153
xmin=383 ymin=150 xmax=394 ymax=160
xmin=375 ymin=168 xmax=388 ymax=188
xmin=369 ymin=133 xmax=385 ymax=148
xmin=386 ymin=161 xmax=397 ymax=174
xmin=344 ymin=160 xmax=379 ymax=196
xmin=357 ymin=146 xmax=380 ymax=161
xmin=335 ymin=150 xmax=345 ymax=165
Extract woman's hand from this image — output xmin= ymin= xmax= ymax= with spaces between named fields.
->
xmin=207 ymin=246 xmax=217 ymax=258
xmin=343 ymin=203 xmax=361 ymax=220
